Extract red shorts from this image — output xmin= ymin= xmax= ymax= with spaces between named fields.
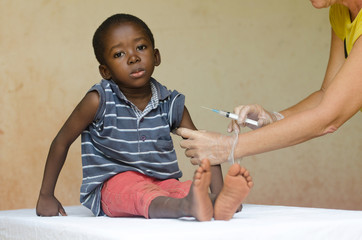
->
xmin=101 ymin=171 xmax=192 ymax=218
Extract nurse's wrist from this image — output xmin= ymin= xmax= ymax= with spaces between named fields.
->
xmin=272 ymin=111 xmax=284 ymax=121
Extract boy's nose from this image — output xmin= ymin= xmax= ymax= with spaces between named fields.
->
xmin=128 ymin=54 xmax=140 ymax=64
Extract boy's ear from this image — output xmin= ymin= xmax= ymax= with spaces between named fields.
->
xmin=154 ymin=49 xmax=161 ymax=66
xmin=99 ymin=65 xmax=112 ymax=80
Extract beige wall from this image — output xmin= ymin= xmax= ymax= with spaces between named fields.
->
xmin=1 ymin=0 xmax=361 ymax=211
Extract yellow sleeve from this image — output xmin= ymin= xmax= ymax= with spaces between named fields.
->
xmin=329 ymin=4 xmax=347 ymax=41
xmin=351 ymin=10 xmax=362 ymax=45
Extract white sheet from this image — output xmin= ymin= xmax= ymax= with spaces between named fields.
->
xmin=1 ymin=204 xmax=362 ymax=240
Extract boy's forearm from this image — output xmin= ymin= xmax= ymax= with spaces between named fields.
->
xmin=210 ymin=165 xmax=223 ymax=195
xmin=39 ymin=140 xmax=68 ymax=196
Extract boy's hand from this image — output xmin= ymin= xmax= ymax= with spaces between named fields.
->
xmin=36 ymin=194 xmax=67 ymax=216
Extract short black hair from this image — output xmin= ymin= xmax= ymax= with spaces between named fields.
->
xmin=92 ymin=13 xmax=155 ymax=64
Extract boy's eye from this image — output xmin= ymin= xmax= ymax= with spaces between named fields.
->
xmin=137 ymin=45 xmax=147 ymax=51
xmin=114 ymin=52 xmax=125 ymax=58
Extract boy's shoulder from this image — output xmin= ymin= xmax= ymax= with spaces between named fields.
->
xmin=87 ymin=79 xmax=110 ymax=92
xmin=151 ymin=78 xmax=182 ymax=101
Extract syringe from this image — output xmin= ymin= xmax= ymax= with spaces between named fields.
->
xmin=201 ymin=106 xmax=258 ymax=127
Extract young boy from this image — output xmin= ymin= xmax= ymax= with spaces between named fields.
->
xmin=36 ymin=13 xmax=253 ymax=221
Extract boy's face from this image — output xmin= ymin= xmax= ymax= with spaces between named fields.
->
xmin=99 ymin=22 xmax=160 ymax=89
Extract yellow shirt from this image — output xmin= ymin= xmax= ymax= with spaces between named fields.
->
xmin=329 ymin=4 xmax=362 ymax=57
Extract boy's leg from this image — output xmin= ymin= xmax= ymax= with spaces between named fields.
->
xmin=148 ymin=159 xmax=213 ymax=221
xmin=214 ymin=164 xmax=253 ymax=220
xmin=101 ymin=171 xmax=170 ymax=218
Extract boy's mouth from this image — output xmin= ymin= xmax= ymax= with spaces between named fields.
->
xmin=130 ymin=68 xmax=146 ymax=78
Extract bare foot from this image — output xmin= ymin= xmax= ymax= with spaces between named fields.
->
xmin=187 ymin=159 xmax=213 ymax=221
xmin=214 ymin=164 xmax=253 ymax=220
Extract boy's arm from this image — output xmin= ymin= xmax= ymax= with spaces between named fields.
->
xmin=36 ymin=91 xmax=99 ymax=216
xmin=178 ymin=106 xmax=223 ymax=195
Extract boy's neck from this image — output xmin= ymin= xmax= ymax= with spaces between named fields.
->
xmin=119 ymin=82 xmax=152 ymax=112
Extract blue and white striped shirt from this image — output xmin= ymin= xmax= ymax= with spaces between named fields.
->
xmin=80 ymin=78 xmax=185 ymax=216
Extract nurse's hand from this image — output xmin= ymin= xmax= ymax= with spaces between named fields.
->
xmin=228 ymin=104 xmax=283 ymax=132
xmin=176 ymin=128 xmax=233 ymax=165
